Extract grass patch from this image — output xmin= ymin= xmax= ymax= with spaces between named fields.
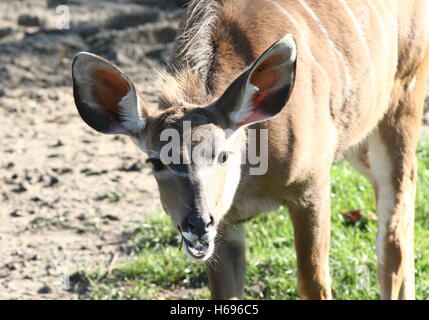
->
xmin=86 ymin=139 xmax=429 ymax=300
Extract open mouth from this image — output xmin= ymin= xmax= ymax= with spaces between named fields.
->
xmin=183 ymin=238 xmax=210 ymax=260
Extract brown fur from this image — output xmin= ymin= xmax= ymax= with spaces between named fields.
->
xmin=73 ymin=0 xmax=429 ymax=300
xmin=162 ymin=0 xmax=429 ymax=300
xmin=91 ymin=69 xmax=130 ymax=122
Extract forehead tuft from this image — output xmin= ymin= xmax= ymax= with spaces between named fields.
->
xmin=144 ymin=106 xmax=225 ymax=155
xmin=152 ymin=107 xmax=221 ymax=135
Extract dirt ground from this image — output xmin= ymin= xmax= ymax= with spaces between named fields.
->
xmin=0 ymin=0 xmax=429 ymax=300
xmin=0 ymin=0 xmax=185 ymax=299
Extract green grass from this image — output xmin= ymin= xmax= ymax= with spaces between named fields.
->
xmin=86 ymin=139 xmax=429 ymax=300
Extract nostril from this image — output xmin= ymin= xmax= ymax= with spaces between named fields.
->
xmin=187 ymin=219 xmax=195 ymax=231
xmin=206 ymin=215 xmax=214 ymax=228
xmin=182 ymin=216 xmax=214 ymax=236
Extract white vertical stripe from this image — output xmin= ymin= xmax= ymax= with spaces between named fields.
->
xmin=339 ymin=0 xmax=375 ymax=98
xmin=367 ymin=0 xmax=387 ymax=55
xmin=265 ymin=0 xmax=330 ymax=86
xmin=298 ymin=0 xmax=353 ymax=106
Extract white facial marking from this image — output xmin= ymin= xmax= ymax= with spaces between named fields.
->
xmin=182 ymin=231 xmax=199 ymax=242
xmin=195 ymin=135 xmax=244 ymax=218
xmin=169 ymin=169 xmax=191 ymax=178
xmin=202 ymin=228 xmax=217 ymax=241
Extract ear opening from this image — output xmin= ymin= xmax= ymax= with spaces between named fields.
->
xmin=211 ymin=34 xmax=297 ymax=130
xmin=72 ymin=52 xmax=150 ymax=135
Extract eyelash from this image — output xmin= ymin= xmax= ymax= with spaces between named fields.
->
xmin=146 ymin=152 xmax=230 ymax=172
xmin=217 ymin=151 xmax=229 ymax=165
xmin=146 ymin=158 xmax=166 ymax=172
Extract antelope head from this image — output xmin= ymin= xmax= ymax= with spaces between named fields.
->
xmin=71 ymin=35 xmax=297 ymax=261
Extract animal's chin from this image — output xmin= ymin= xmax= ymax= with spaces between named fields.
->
xmin=183 ymin=238 xmax=214 ymax=261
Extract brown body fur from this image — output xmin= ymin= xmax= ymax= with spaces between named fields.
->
xmin=170 ymin=0 xmax=429 ymax=299
xmin=73 ymin=0 xmax=429 ymax=300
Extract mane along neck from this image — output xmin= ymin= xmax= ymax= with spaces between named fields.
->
xmin=167 ymin=0 xmax=221 ymax=105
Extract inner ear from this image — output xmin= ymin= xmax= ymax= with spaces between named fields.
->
xmin=90 ymin=69 xmax=131 ymax=124
xmin=72 ymin=52 xmax=149 ymax=135
xmin=250 ymin=54 xmax=284 ymax=91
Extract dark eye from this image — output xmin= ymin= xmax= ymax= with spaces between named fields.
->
xmin=217 ymin=151 xmax=229 ymax=165
xmin=146 ymin=158 xmax=165 ymax=172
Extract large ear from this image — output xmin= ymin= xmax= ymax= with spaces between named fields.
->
xmin=72 ymin=52 xmax=151 ymax=135
xmin=210 ymin=34 xmax=297 ymax=130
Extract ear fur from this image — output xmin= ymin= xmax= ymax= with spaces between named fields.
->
xmin=72 ymin=52 xmax=150 ymax=135
xmin=210 ymin=34 xmax=297 ymax=130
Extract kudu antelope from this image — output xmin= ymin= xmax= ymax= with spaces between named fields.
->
xmin=72 ymin=0 xmax=429 ymax=299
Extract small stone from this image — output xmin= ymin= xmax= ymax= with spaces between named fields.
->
xmin=103 ymin=214 xmax=120 ymax=222
xmin=29 ymin=255 xmax=38 ymax=261
xmin=120 ymin=161 xmax=142 ymax=172
xmin=11 ymin=183 xmax=27 ymax=193
xmin=0 ymin=27 xmax=12 ymax=39
xmin=5 ymin=263 xmax=16 ymax=271
xmin=18 ymin=14 xmax=42 ymax=27
xmin=46 ymin=176 xmax=59 ymax=187
xmin=37 ymin=285 xmax=52 ymax=294
xmin=68 ymin=272 xmax=89 ymax=294
xmin=49 ymin=140 xmax=64 ymax=148
xmin=10 ymin=210 xmax=23 ymax=218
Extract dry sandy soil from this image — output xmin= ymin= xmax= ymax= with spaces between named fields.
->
xmin=0 ymin=0 xmax=185 ymax=300
xmin=0 ymin=0 xmax=428 ymax=300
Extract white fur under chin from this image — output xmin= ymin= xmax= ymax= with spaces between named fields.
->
xmin=184 ymin=240 xmax=215 ymax=262
xmin=182 ymin=229 xmax=217 ymax=261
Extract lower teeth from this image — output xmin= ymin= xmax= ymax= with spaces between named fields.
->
xmin=188 ymin=241 xmax=208 ymax=254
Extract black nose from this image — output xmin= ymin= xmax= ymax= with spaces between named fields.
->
xmin=181 ymin=215 xmax=214 ymax=237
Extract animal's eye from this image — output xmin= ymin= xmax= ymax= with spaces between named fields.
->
xmin=146 ymin=158 xmax=165 ymax=172
xmin=217 ymin=151 xmax=229 ymax=165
